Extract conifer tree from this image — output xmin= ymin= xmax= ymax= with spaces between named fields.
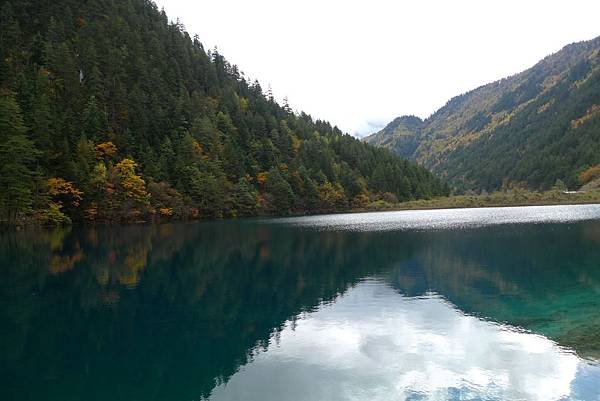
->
xmin=0 ymin=91 xmax=40 ymax=224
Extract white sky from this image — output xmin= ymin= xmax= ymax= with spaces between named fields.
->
xmin=155 ymin=0 xmax=600 ymax=137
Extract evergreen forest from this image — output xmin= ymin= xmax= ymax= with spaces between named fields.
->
xmin=0 ymin=0 xmax=448 ymax=225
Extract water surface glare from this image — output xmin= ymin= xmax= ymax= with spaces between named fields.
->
xmin=273 ymin=204 xmax=600 ymax=231
xmin=1 ymin=204 xmax=600 ymax=401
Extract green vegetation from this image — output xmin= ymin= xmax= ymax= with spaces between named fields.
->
xmin=358 ymin=188 xmax=600 ymax=212
xmin=366 ymin=37 xmax=600 ymax=192
xmin=0 ymin=0 xmax=448 ymax=226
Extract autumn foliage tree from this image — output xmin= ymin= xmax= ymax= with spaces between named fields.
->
xmin=43 ymin=177 xmax=84 ymax=225
xmin=110 ymin=159 xmax=150 ymax=221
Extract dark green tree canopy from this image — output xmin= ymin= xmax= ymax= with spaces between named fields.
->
xmin=0 ymin=0 xmax=447 ymax=225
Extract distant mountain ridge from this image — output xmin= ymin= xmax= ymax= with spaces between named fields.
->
xmin=365 ymin=115 xmax=423 ymax=160
xmin=365 ymin=36 xmax=600 ymax=191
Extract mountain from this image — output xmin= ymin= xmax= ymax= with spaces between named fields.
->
xmin=365 ymin=36 xmax=600 ymax=191
xmin=0 ymin=0 xmax=447 ymax=225
xmin=364 ymin=115 xmax=424 ymax=160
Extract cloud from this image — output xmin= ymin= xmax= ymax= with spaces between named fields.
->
xmin=353 ymin=120 xmax=388 ymax=138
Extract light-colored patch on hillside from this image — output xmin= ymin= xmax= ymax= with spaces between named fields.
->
xmin=571 ymin=104 xmax=600 ymax=129
xmin=572 ymin=51 xmax=600 ymax=89
xmin=542 ymin=74 xmax=561 ymax=91
xmin=572 ymin=65 xmax=600 ymax=89
xmin=537 ymin=100 xmax=555 ymax=114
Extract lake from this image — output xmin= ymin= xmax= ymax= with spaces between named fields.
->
xmin=1 ymin=205 xmax=600 ymax=401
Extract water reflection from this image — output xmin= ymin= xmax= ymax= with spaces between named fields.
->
xmin=208 ymin=281 xmax=596 ymax=401
xmin=1 ymin=222 xmax=417 ymax=401
xmin=0 ymin=206 xmax=600 ymax=400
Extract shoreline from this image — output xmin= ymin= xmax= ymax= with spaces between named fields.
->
xmin=5 ymin=191 xmax=600 ymax=232
xmin=359 ymin=197 xmax=600 ymax=214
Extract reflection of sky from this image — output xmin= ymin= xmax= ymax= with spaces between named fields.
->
xmin=207 ymin=280 xmax=600 ymax=401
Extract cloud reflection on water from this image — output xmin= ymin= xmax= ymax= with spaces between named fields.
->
xmin=208 ymin=280 xmax=596 ymax=401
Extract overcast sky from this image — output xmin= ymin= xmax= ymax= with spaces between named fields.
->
xmin=155 ymin=0 xmax=600 ymax=137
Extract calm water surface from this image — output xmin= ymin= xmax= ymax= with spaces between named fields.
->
xmin=1 ymin=205 xmax=600 ymax=400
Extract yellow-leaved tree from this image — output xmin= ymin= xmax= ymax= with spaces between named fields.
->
xmin=95 ymin=141 xmax=118 ymax=160
xmin=113 ymin=158 xmax=150 ymax=220
xmin=43 ymin=178 xmax=84 ymax=225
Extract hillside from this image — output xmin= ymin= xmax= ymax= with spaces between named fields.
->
xmin=365 ymin=36 xmax=600 ymax=192
xmin=0 ymin=0 xmax=447 ymax=225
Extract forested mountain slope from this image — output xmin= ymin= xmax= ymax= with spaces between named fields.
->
xmin=0 ymin=0 xmax=447 ymax=225
xmin=365 ymin=36 xmax=600 ymax=191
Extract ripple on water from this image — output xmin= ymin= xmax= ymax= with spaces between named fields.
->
xmin=271 ymin=204 xmax=600 ymax=232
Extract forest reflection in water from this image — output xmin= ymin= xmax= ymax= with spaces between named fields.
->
xmin=1 ymin=207 xmax=600 ymax=400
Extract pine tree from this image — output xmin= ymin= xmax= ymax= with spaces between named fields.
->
xmin=266 ymin=168 xmax=295 ymax=214
xmin=234 ymin=177 xmax=259 ymax=216
xmin=0 ymin=91 xmax=40 ymax=224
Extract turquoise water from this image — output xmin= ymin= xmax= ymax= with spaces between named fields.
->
xmin=1 ymin=205 xmax=600 ymax=400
